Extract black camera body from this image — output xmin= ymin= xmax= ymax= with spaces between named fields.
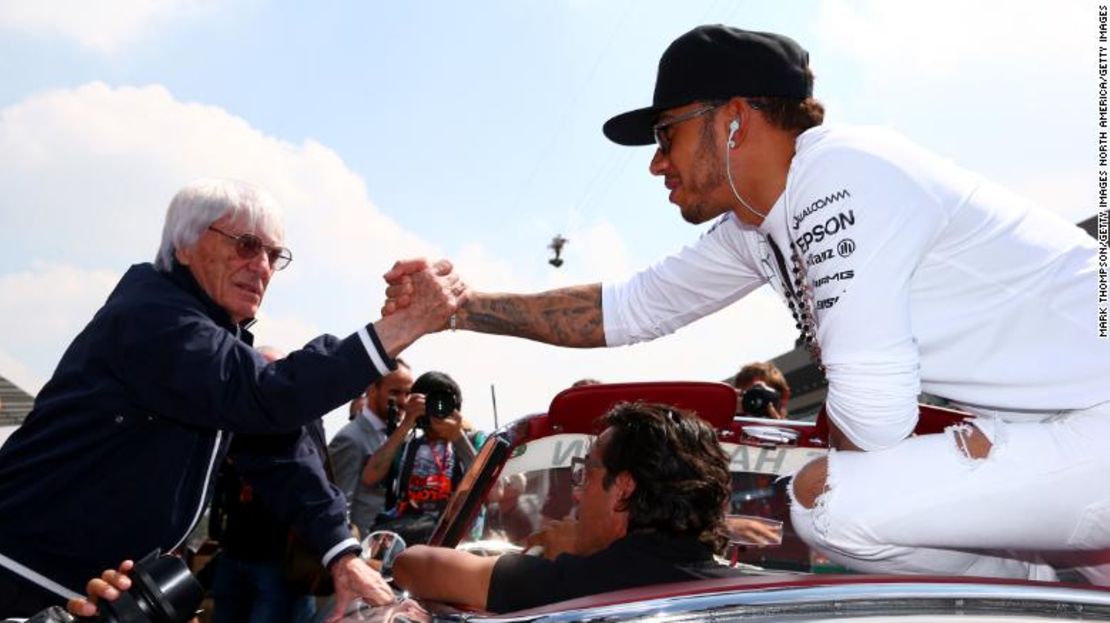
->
xmin=417 ymin=389 xmax=458 ymax=430
xmin=22 ymin=550 xmax=202 ymax=623
xmin=384 ymin=397 xmax=401 ymax=435
xmin=741 ymin=382 xmax=782 ymax=418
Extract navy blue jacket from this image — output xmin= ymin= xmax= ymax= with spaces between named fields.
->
xmin=0 ymin=261 xmax=393 ymax=595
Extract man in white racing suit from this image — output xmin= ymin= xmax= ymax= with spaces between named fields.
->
xmin=384 ymin=25 xmax=1110 ymax=582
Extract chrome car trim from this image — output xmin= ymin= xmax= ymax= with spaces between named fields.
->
xmin=456 ymin=582 xmax=1110 ymax=622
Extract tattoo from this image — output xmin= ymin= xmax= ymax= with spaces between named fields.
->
xmin=461 ymin=284 xmax=604 ymax=347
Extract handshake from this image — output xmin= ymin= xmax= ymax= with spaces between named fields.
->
xmin=373 ymin=258 xmax=469 ymax=355
xmin=381 ymin=258 xmax=466 ymax=323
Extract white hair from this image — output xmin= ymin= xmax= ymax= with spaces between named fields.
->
xmin=153 ymin=178 xmax=285 ymax=272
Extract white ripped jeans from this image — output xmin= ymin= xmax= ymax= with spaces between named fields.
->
xmin=790 ymin=403 xmax=1110 ymax=584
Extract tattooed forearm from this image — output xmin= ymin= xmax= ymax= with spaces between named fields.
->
xmin=458 ymin=284 xmax=605 ymax=347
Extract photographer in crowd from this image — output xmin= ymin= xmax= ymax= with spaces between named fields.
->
xmin=732 ymin=361 xmax=791 ymax=419
xmin=328 ymin=360 xmax=415 ymax=537
xmin=364 ymin=371 xmax=474 ymax=545
xmin=0 ymin=178 xmax=464 ymax=619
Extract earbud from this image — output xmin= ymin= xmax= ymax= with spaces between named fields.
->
xmin=727 ymin=118 xmax=740 ymax=148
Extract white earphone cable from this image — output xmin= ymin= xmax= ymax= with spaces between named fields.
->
xmin=725 ymin=120 xmax=768 ymax=220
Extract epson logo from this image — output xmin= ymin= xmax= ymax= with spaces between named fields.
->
xmin=792 ymin=189 xmax=851 ymax=230
xmin=796 ymin=210 xmax=856 ymax=253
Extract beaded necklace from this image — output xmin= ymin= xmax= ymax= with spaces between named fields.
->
xmin=766 ymin=234 xmax=823 ymax=366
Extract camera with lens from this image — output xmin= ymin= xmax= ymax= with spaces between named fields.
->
xmin=417 ymin=389 xmax=458 ymax=429
xmin=740 ymin=382 xmax=782 ymax=418
xmin=384 ymin=397 xmax=401 ymax=435
xmin=21 ymin=550 xmax=202 ymax=623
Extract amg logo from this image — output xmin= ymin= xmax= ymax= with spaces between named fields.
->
xmin=806 ymin=249 xmax=834 ymax=266
xmin=796 ymin=210 xmax=857 ymax=253
xmin=816 ymin=296 xmax=839 ymax=310
xmin=814 ymin=270 xmax=854 ymax=289
xmin=792 ymin=189 xmax=852 ymax=230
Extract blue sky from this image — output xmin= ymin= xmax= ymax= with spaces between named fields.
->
xmin=0 ymin=1 xmax=1095 ymax=437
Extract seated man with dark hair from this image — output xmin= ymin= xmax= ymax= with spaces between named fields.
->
xmin=392 ymin=402 xmax=732 ymax=613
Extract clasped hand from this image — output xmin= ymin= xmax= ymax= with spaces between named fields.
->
xmin=382 ymin=258 xmax=467 ymax=324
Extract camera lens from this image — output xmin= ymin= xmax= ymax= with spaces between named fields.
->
xmin=99 ymin=551 xmax=203 ymax=623
xmin=741 ymin=384 xmax=781 ymax=418
xmin=424 ymin=390 xmax=457 ymax=420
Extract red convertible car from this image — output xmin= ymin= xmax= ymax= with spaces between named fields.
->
xmin=346 ymin=381 xmax=1110 ymax=623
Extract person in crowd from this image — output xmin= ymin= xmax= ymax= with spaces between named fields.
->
xmin=384 ymin=25 xmax=1110 ymax=582
xmin=0 ymin=178 xmax=463 ymax=619
xmin=328 ymin=360 xmax=415 ymax=536
xmin=364 ymin=371 xmax=472 ymax=545
xmin=207 ymin=346 xmax=322 ymax=623
xmin=393 ymin=402 xmax=732 ymax=612
xmin=732 ymin=361 xmax=791 ymax=419
xmin=347 ymin=395 xmax=366 ymax=422
xmin=483 ymin=473 xmax=542 ymax=543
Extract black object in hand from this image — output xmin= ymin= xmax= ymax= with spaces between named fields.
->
xmin=417 ymin=390 xmax=459 ymax=429
xmin=741 ymin=383 xmax=782 ymax=418
xmin=385 ymin=398 xmax=400 ymax=435
xmin=24 ymin=550 xmax=203 ymax=623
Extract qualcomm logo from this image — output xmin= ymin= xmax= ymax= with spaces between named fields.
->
xmin=792 ymin=189 xmax=852 ymax=230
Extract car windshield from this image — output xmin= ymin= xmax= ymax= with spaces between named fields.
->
xmin=451 ymin=430 xmax=837 ymax=572
xmin=452 ymin=433 xmax=587 ymax=553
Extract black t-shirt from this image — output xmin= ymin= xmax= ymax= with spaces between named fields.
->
xmin=486 ymin=531 xmax=716 ymax=613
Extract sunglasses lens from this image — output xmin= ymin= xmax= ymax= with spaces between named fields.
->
xmin=654 ymin=128 xmax=668 ymax=154
xmin=273 ymin=249 xmax=292 ymax=270
xmin=235 ymin=234 xmax=263 ymax=260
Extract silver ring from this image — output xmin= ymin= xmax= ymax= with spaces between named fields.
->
xmin=449 ymin=314 xmax=458 ymax=332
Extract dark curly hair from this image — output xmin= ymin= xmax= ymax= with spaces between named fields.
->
xmin=597 ymin=402 xmax=731 ymax=553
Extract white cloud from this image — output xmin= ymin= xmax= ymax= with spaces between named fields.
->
xmin=0 ymin=263 xmax=122 ymax=392
xmin=0 ymin=0 xmax=222 ymax=54
xmin=816 ymin=0 xmax=1086 ymax=77
xmin=0 ymin=82 xmax=797 ymax=433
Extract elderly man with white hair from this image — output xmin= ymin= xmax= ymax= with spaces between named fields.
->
xmin=0 ymin=179 xmax=463 ymax=619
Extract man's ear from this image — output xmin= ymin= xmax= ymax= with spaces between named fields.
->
xmin=613 ymin=471 xmax=637 ymax=506
xmin=174 ymin=246 xmax=191 ymax=266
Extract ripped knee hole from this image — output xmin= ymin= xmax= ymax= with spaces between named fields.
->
xmin=793 ymin=457 xmax=828 ymax=510
xmin=951 ymin=424 xmax=992 ymax=460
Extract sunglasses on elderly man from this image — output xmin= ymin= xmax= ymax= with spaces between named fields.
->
xmin=207 ymin=226 xmax=293 ymax=270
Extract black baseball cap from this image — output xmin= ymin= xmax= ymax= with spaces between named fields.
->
xmin=603 ymin=25 xmax=812 ymax=146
